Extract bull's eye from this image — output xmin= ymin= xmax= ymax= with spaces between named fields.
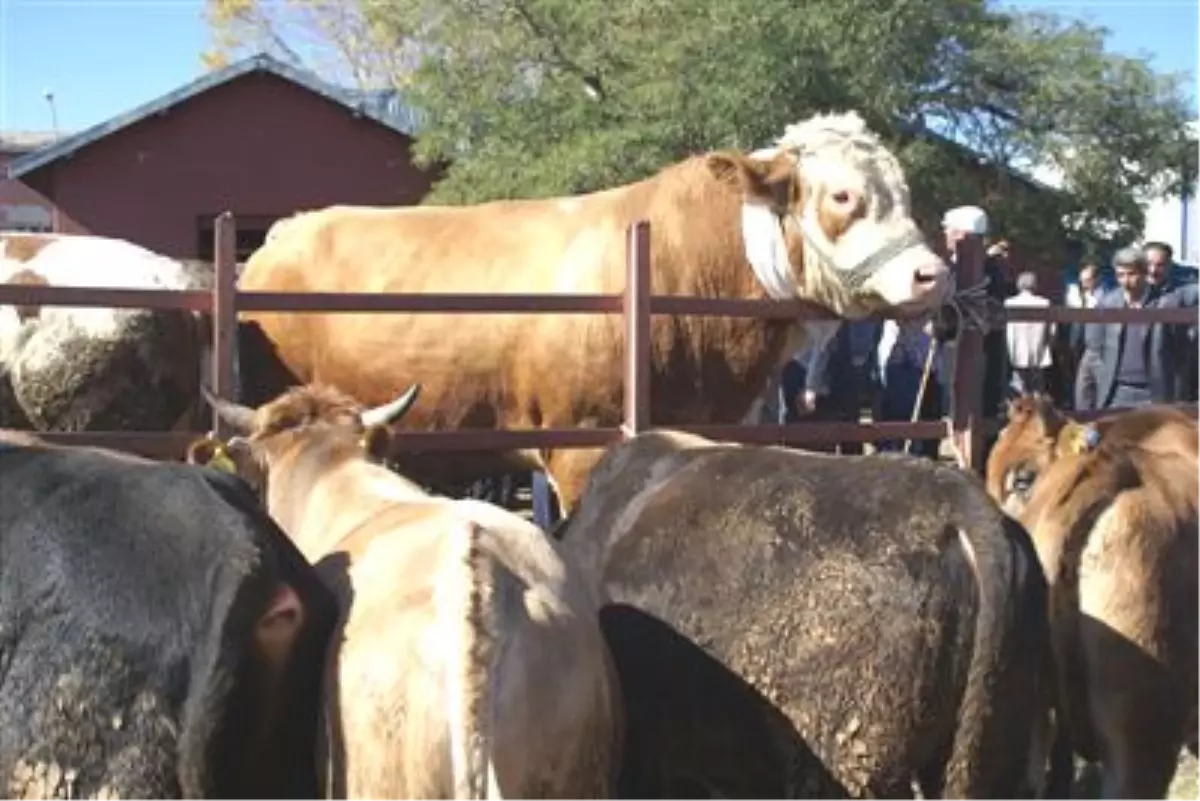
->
xmin=831 ymin=190 xmax=852 ymax=206
xmin=1005 ymin=465 xmax=1038 ymax=500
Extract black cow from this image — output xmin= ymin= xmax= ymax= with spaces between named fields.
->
xmin=557 ymin=430 xmax=1062 ymax=798
xmin=0 ymin=435 xmax=337 ymax=798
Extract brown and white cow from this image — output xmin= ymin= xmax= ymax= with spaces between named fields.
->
xmin=189 ymin=384 xmax=622 ymax=799
xmin=987 ymin=395 xmax=1199 ymax=797
xmin=234 ymin=111 xmax=951 ymax=513
xmin=0 ymin=232 xmax=207 ymax=433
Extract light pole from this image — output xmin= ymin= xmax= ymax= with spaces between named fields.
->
xmin=43 ymin=89 xmax=59 ymax=135
xmin=43 ymin=89 xmax=62 ymax=232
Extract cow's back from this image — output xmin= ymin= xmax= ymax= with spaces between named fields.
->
xmin=235 ymin=167 xmax=795 ymax=506
xmin=1022 ymin=432 xmax=1198 ymax=781
xmin=0 ymin=235 xmax=205 ymax=432
xmin=561 ymin=437 xmax=1046 ymax=797
xmin=313 ymin=497 xmax=619 ymax=798
xmin=0 ymin=445 xmax=335 ymax=798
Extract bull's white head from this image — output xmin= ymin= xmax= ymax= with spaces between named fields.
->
xmin=708 ymin=110 xmax=950 ymax=318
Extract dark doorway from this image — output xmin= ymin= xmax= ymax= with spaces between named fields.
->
xmin=195 ymin=214 xmax=277 ymax=262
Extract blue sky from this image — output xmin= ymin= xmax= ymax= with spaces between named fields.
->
xmin=0 ymin=0 xmax=1196 ymax=133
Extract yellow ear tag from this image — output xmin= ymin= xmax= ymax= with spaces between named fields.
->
xmin=1059 ymin=422 xmax=1100 ymax=456
xmin=208 ymin=444 xmax=238 ymax=474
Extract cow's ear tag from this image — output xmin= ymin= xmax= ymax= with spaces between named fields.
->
xmin=1059 ymin=422 xmax=1100 ymax=456
xmin=187 ymin=435 xmax=236 ymax=472
xmin=208 ymin=442 xmax=238 ymax=474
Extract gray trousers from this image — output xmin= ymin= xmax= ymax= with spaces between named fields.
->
xmin=1107 ymin=382 xmax=1153 ymax=410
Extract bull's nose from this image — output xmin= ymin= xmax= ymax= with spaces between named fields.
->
xmin=912 ymin=261 xmax=951 ymax=296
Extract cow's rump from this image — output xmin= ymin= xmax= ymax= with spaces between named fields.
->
xmin=0 ymin=444 xmax=336 ymax=798
xmin=559 ymin=433 xmax=1051 ymax=798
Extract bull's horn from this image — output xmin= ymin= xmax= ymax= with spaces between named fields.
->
xmin=200 ymin=385 xmax=256 ymax=434
xmin=360 ymin=383 xmax=421 ymax=429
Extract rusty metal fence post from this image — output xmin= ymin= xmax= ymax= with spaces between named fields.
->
xmin=211 ymin=212 xmax=238 ymax=437
xmin=950 ymin=234 xmax=986 ymax=473
xmin=623 ymin=221 xmax=652 ymax=437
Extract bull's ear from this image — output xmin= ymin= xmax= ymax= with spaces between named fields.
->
xmin=707 ymin=151 xmax=795 ymax=208
xmin=359 ymin=424 xmax=392 ymax=463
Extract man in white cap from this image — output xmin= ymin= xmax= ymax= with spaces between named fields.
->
xmin=872 ymin=206 xmax=994 ymax=458
xmin=930 ymin=205 xmax=1014 ymax=458
xmin=942 ymin=205 xmax=990 ymax=254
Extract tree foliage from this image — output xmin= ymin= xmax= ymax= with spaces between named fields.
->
xmin=204 ymin=0 xmax=1197 ymax=256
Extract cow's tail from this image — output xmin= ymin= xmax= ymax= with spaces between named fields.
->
xmin=944 ymin=515 xmax=1051 ymax=797
xmin=445 ymin=520 xmax=504 ymax=800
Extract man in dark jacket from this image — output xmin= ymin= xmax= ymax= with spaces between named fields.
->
xmin=1144 ymin=241 xmax=1198 ymax=402
xmin=803 ymin=320 xmax=879 ymax=454
xmin=1079 ymin=246 xmax=1196 ymax=410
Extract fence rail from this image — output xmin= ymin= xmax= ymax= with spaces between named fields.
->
xmin=2 ymin=216 xmax=1197 ymax=470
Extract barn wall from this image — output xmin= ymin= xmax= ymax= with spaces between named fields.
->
xmin=38 ymin=72 xmax=435 ymax=259
xmin=0 ymin=149 xmax=60 ymax=233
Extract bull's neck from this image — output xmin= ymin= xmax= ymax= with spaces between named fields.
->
xmin=266 ymin=444 xmax=425 ymax=562
xmin=639 ymin=169 xmax=804 ymax=424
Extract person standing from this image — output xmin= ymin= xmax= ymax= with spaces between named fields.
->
xmin=1144 ymin=241 xmax=1181 ymax=292
xmin=1066 ymin=260 xmax=1103 ymax=349
xmin=1004 ymin=271 xmax=1055 ymax=395
xmin=1082 ymin=247 xmax=1191 ymax=410
xmin=932 ymin=205 xmax=1012 ymax=460
xmin=875 ymin=317 xmax=940 ymax=459
xmin=803 ymin=320 xmax=877 ymax=455
xmin=1144 ymin=241 xmax=1198 ymax=402
xmin=1069 ymin=260 xmax=1105 ymax=410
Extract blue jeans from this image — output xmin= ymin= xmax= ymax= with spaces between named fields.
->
xmin=878 ymin=361 xmax=939 ymax=458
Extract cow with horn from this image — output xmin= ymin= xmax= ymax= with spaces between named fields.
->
xmin=191 ymin=381 xmax=622 ymax=798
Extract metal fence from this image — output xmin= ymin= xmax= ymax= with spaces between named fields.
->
xmin=1 ymin=213 xmax=1195 ymax=473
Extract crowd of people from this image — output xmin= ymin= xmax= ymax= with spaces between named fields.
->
xmin=770 ymin=205 xmax=1200 ymax=459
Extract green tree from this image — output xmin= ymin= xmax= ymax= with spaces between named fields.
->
xmin=205 ymin=0 xmax=1197 ymax=256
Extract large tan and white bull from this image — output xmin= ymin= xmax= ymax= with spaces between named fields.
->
xmin=189 ymin=384 xmax=621 ymax=798
xmin=987 ymin=395 xmax=1199 ymax=797
xmin=234 ymin=111 xmax=951 ymax=512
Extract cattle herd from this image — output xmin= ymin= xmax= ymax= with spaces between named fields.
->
xmin=0 ymin=110 xmax=1196 ymax=799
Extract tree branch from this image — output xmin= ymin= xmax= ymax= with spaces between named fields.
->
xmin=504 ymin=0 xmax=604 ymax=97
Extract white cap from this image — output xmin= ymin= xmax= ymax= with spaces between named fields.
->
xmin=942 ymin=205 xmax=989 ymax=236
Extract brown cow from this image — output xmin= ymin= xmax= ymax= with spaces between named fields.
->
xmin=556 ymin=429 xmax=1056 ymax=798
xmin=987 ymin=395 xmax=1199 ymax=797
xmin=986 ymin=394 xmax=1199 ymax=511
xmin=235 ymin=111 xmax=951 ymax=513
xmin=189 ymin=383 xmax=622 ymax=799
